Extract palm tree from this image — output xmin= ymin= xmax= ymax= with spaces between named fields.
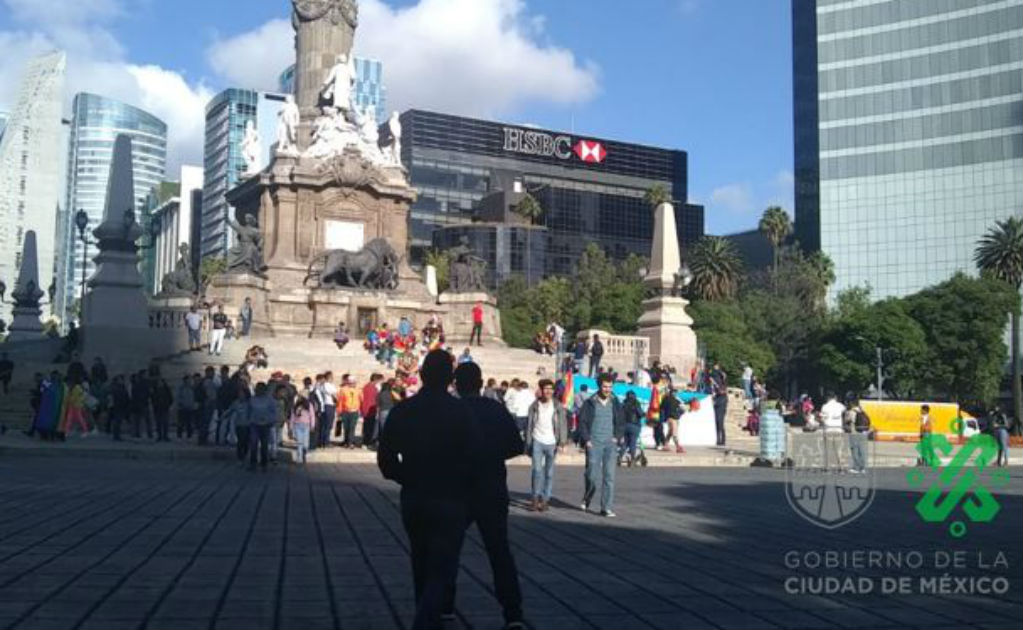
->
xmin=513 ymin=193 xmax=543 ymax=225
xmin=807 ymin=250 xmax=836 ymax=310
xmin=644 ymin=184 xmax=671 ymax=208
xmin=688 ymin=236 xmax=743 ymax=301
xmin=975 ymin=216 xmax=1023 ymax=428
xmin=423 ymin=248 xmax=451 ymax=292
xmin=759 ymin=206 xmax=793 ymax=273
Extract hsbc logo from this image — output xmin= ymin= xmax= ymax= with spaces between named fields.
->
xmin=574 ymin=140 xmax=606 ymax=163
xmin=502 ymin=126 xmax=607 ymax=164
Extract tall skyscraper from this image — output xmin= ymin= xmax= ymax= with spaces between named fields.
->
xmin=793 ymin=0 xmax=1023 ymax=301
xmin=0 ymin=50 xmax=65 ymax=321
xmin=200 ymin=89 xmax=285 ymax=259
xmin=0 ymin=111 xmax=9 ymax=143
xmin=56 ymin=93 xmax=167 ymax=322
xmin=278 ymin=57 xmax=387 ymax=121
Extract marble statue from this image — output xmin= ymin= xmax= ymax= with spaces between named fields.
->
xmin=382 ymin=111 xmax=402 ymax=166
xmin=304 ymin=238 xmax=401 ymax=290
xmin=160 ymin=242 xmax=197 ymax=296
xmin=293 ymin=0 xmax=358 ymax=28
xmin=305 ymin=107 xmax=359 ymax=159
xmin=319 ymin=53 xmax=356 ymax=111
xmin=227 ymin=214 xmax=267 ymax=275
xmin=241 ymin=120 xmax=261 ymax=176
xmin=355 ymin=105 xmax=386 ymax=164
xmin=447 ymin=236 xmax=488 ymax=293
xmin=276 ymin=95 xmax=300 ymax=157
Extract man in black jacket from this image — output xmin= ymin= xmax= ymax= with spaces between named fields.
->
xmin=577 ymin=374 xmax=625 ymax=517
xmin=377 ymin=350 xmax=480 ymax=630
xmin=450 ymin=362 xmax=525 ymax=629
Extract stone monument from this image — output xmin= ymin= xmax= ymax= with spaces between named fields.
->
xmin=6 ymin=230 xmax=45 ymax=341
xmin=636 ymin=201 xmax=698 ymax=375
xmin=82 ymin=134 xmax=150 ymax=356
xmin=208 ymin=0 xmax=501 ymax=342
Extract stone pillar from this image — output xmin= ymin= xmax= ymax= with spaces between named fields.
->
xmin=292 ymin=0 xmax=358 ymax=144
xmin=7 ymin=230 xmax=45 ymax=341
xmin=636 ymin=201 xmax=698 ymax=374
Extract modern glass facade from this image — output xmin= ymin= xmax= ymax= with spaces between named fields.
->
xmin=793 ymin=0 xmax=1023 ymax=300
xmin=433 ymin=225 xmax=549 ymax=288
xmin=0 ymin=51 xmax=65 ymax=323
xmin=0 ymin=111 xmax=9 ymax=144
xmin=278 ymin=57 xmax=387 ymax=121
xmin=403 ymin=109 xmax=703 ymax=284
xmin=56 ymin=92 xmax=167 ymax=322
xmin=200 ymin=89 xmax=285 ymax=259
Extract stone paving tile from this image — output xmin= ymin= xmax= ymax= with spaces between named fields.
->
xmin=0 ymin=458 xmax=1019 ymax=630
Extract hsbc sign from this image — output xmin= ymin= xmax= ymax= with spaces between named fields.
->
xmin=502 ymin=127 xmax=606 ymax=164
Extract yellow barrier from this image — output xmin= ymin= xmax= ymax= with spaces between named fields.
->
xmin=859 ymin=400 xmax=973 ymax=440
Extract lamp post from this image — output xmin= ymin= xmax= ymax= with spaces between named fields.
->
xmin=74 ymin=209 xmax=89 ymax=322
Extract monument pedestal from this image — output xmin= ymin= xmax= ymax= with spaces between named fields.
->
xmin=438 ymin=292 xmax=504 ymax=346
xmin=7 ymin=305 xmax=44 ymax=341
xmin=206 ymin=273 xmax=273 ymax=337
xmin=636 ymin=295 xmax=697 ymax=376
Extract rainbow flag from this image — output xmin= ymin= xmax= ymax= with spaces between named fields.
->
xmin=561 ymin=371 xmax=574 ymax=409
xmin=646 ymin=383 xmax=662 ymax=421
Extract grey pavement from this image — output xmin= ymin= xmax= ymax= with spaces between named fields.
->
xmin=0 ymin=456 xmax=1019 ymax=630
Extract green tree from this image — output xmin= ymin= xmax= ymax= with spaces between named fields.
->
xmin=688 ymin=236 xmax=743 ymax=301
xmin=904 ymin=273 xmax=1018 ymax=406
xmin=497 ymin=275 xmax=533 ymax=348
xmin=643 ymin=184 xmax=671 ymax=208
xmin=513 ymin=193 xmax=544 ymax=225
xmin=741 ymin=288 xmax=816 ymax=398
xmin=758 ymin=205 xmax=792 ymax=273
xmin=975 ymin=216 xmax=1023 ymax=426
xmin=690 ymin=300 xmax=774 ymax=387
xmin=423 ymin=248 xmax=451 ymax=293
xmin=833 ymin=285 xmax=872 ymax=320
xmin=199 ymin=256 xmax=227 ymax=292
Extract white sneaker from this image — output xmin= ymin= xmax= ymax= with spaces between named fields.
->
xmin=580 ymin=502 xmax=589 ymax=512
xmin=602 ymin=510 xmax=617 ymax=518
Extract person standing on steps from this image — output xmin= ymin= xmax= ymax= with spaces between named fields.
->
xmin=449 ymin=362 xmax=525 ymax=630
xmin=185 ymin=305 xmax=203 ymax=352
xmin=0 ymin=352 xmax=13 ymax=395
xmin=210 ymin=304 xmax=229 ymax=356
xmin=588 ymin=334 xmax=604 ymax=378
xmin=239 ymin=297 xmax=253 ymax=337
xmin=470 ymin=301 xmax=484 ymax=347
xmin=338 ymin=374 xmax=362 ymax=448
xmin=709 ymin=361 xmax=728 ymax=447
xmin=525 ymin=379 xmax=568 ymax=512
xmin=577 ymin=373 xmax=625 ymax=517
xmin=377 ymin=350 xmax=481 ymax=630
xmin=317 ymin=372 xmax=338 ymax=448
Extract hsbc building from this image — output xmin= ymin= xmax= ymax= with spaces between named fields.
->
xmin=399 ymin=109 xmax=704 ymax=285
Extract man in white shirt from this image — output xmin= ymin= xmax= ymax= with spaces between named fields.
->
xmin=317 ymin=372 xmax=339 ymax=448
xmin=184 ymin=306 xmax=203 ymax=352
xmin=525 ymin=379 xmax=568 ymax=512
xmin=741 ymin=364 xmax=754 ymax=399
xmin=820 ymin=393 xmax=847 ymax=471
xmin=634 ymin=368 xmax=652 ymax=389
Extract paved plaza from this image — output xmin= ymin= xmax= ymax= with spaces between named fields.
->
xmin=0 ymin=456 xmax=1019 ymax=630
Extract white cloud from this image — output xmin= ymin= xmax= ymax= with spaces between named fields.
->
xmin=207 ymin=0 xmax=601 ymax=118
xmin=774 ymin=169 xmax=794 ymax=188
xmin=0 ymin=0 xmax=212 ymax=171
xmin=709 ymin=183 xmax=754 ymax=215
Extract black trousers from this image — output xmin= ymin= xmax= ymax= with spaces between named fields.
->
xmin=236 ymin=426 xmax=250 ymax=461
xmin=249 ymin=425 xmax=270 ymax=468
xmin=446 ymin=498 xmax=523 ymax=624
xmin=400 ymin=494 xmax=468 ymax=630
xmin=177 ymin=409 xmax=194 ymax=438
xmin=470 ymin=323 xmax=483 ymax=345
xmin=154 ymin=409 xmax=170 ymax=441
xmin=714 ymin=395 xmax=728 ymax=446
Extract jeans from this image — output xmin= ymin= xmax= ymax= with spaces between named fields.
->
xmin=446 ymin=499 xmax=523 ymax=624
xmin=588 ymin=356 xmax=602 ymax=377
xmin=363 ymin=412 xmax=377 ymax=447
xmin=470 ymin=322 xmax=483 ymax=345
xmin=400 ymin=494 xmax=468 ymax=630
xmin=240 ymin=317 xmax=251 ymax=337
xmin=583 ymin=439 xmax=617 ymax=513
xmin=713 ymin=395 xmax=727 ymax=446
xmin=620 ymin=424 xmax=640 ymax=459
xmin=742 ymin=379 xmax=752 ymax=399
xmin=235 ymin=425 xmax=250 ymax=462
xmin=995 ymin=427 xmax=1010 ymax=466
xmin=177 ymin=409 xmax=194 ymax=438
xmin=530 ymin=441 xmax=557 ymax=501
xmin=848 ymin=432 xmax=868 ymax=471
xmin=318 ymin=405 xmax=335 ymax=447
xmin=210 ymin=328 xmax=226 ymax=354
xmin=198 ymin=405 xmax=215 ymax=445
xmin=293 ymin=423 xmax=310 ymax=463
xmin=249 ymin=424 xmax=271 ymax=469
xmin=154 ymin=408 xmax=170 ymax=441
xmin=378 ymin=409 xmax=390 ymax=434
xmin=340 ymin=411 xmax=359 ymax=445
xmin=270 ymin=425 xmax=281 ymax=461
xmin=187 ymin=327 xmax=200 ymax=348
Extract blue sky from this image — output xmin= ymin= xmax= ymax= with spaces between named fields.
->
xmin=0 ymin=0 xmax=795 ymax=236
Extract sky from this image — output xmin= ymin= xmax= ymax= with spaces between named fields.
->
xmin=0 ymin=0 xmax=794 ymax=236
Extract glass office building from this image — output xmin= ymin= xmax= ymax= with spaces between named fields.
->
xmin=278 ymin=57 xmax=387 ymax=121
xmin=403 ymin=109 xmax=703 ymax=285
xmin=201 ymin=89 xmax=285 ymax=259
xmin=0 ymin=51 xmax=65 ymax=323
xmin=793 ymin=0 xmax=1023 ymax=301
xmin=56 ymin=92 xmax=167 ymax=322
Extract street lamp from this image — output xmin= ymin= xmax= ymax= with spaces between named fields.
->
xmin=74 ymin=209 xmax=89 ymax=320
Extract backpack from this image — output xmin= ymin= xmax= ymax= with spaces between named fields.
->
xmin=855 ymin=409 xmax=871 ymax=432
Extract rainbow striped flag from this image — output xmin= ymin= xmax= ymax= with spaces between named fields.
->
xmin=561 ymin=371 xmax=574 ymax=409
xmin=646 ymin=383 xmax=662 ymax=420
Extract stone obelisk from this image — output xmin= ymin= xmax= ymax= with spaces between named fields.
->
xmin=6 ymin=230 xmax=45 ymax=341
xmin=82 ymin=134 xmax=149 ymax=358
xmin=293 ymin=0 xmax=359 ymax=143
xmin=636 ymin=201 xmax=698 ymax=375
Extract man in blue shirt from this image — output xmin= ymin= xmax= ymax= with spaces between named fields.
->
xmin=576 ymin=374 xmax=625 ymax=517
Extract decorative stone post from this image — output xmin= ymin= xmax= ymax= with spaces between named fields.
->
xmin=6 ymin=230 xmax=45 ymax=341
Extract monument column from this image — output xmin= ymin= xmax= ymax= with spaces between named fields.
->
xmin=292 ymin=0 xmax=358 ymax=142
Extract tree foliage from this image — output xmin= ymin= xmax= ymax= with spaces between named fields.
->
xmin=513 ymin=193 xmax=544 ymax=225
xmin=688 ymin=236 xmax=743 ymax=301
xmin=199 ymin=257 xmax=227 ymax=291
xmin=758 ymin=205 xmax=792 ymax=272
xmin=689 ymin=300 xmax=774 ymax=388
xmin=643 ymin=184 xmax=671 ymax=208
xmin=423 ymin=248 xmax=451 ymax=293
